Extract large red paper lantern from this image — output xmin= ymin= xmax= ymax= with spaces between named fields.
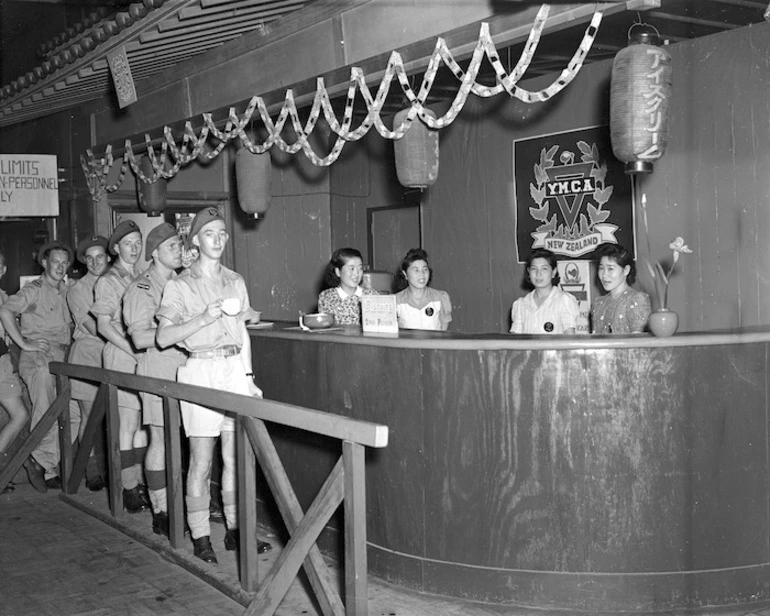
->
xmin=137 ymin=155 xmax=166 ymax=217
xmin=394 ymin=108 xmax=439 ymax=189
xmin=235 ymin=148 xmax=271 ymax=219
xmin=610 ymin=25 xmax=673 ymax=174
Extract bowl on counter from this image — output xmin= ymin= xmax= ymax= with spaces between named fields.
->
xmin=301 ymin=313 xmax=335 ymax=329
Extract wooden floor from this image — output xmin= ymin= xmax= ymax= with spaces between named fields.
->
xmin=3 ymin=479 xmax=770 ymax=616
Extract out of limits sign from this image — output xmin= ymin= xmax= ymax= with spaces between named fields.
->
xmin=0 ymin=154 xmax=59 ymax=217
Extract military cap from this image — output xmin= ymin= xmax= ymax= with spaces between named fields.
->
xmin=76 ymin=235 xmax=109 ymax=264
xmin=145 ymin=222 xmax=178 ymax=262
xmin=37 ymin=240 xmax=73 ymax=267
xmin=108 ymin=220 xmax=142 ymax=255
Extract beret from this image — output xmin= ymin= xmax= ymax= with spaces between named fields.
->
xmin=108 ymin=220 xmax=141 ymax=255
xmin=76 ymin=235 xmax=108 ymax=264
xmin=145 ymin=222 xmax=178 ymax=262
xmin=37 ymin=240 xmax=73 ymax=267
xmin=189 ymin=207 xmax=225 ymax=242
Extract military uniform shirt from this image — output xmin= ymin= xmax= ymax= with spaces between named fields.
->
xmin=157 ymin=261 xmax=247 ymax=353
xmin=123 ymin=264 xmax=185 ymax=362
xmin=91 ymin=262 xmax=134 ymax=333
xmin=2 ymin=277 xmax=71 ymax=345
xmin=67 ymin=272 xmax=101 ymax=342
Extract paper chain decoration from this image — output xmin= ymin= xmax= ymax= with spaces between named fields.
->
xmin=81 ymin=5 xmax=603 ymax=195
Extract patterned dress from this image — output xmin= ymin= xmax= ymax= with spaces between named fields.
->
xmin=317 ymin=286 xmax=378 ymax=325
xmin=591 ymin=287 xmax=651 ymax=334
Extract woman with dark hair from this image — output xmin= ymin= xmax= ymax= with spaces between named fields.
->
xmin=591 ymin=243 xmax=651 ymax=334
xmin=510 ymin=248 xmax=578 ymax=334
xmin=393 ymin=248 xmax=452 ymax=331
xmin=317 ymin=247 xmax=378 ymax=325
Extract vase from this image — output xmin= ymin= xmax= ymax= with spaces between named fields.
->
xmin=648 ymin=308 xmax=679 ymax=337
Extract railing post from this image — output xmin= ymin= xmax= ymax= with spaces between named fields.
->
xmin=343 ymin=440 xmax=367 ymax=616
xmin=236 ymin=414 xmax=258 ymax=592
xmin=57 ymin=375 xmax=73 ymax=494
xmin=105 ymin=384 xmax=122 ymax=517
xmin=164 ymin=396 xmax=185 ymax=549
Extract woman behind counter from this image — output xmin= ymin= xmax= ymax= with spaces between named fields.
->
xmin=591 ymin=243 xmax=651 ymax=334
xmin=318 ymin=248 xmax=378 ymax=325
xmin=394 ymin=248 xmax=452 ymax=331
xmin=510 ymin=248 xmax=578 ymax=335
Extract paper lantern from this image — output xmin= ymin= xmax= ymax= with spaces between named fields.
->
xmin=394 ymin=108 xmax=439 ymax=189
xmin=610 ymin=25 xmax=672 ymax=174
xmin=137 ymin=155 xmax=166 ymax=217
xmin=235 ymin=148 xmax=271 ymax=219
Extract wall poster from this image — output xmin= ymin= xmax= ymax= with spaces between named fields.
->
xmin=513 ymin=125 xmax=635 ymax=263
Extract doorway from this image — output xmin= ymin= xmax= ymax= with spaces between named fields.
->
xmin=367 ymin=204 xmax=421 ymax=274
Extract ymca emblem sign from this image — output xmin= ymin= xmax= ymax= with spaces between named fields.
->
xmin=513 ymin=126 xmax=634 ymax=262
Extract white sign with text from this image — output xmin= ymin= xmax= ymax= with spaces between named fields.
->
xmin=0 ymin=154 xmax=59 ymax=217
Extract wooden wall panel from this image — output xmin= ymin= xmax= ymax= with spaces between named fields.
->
xmin=329 ymin=23 xmax=770 ymax=333
xmin=231 ymin=144 xmax=332 ymax=319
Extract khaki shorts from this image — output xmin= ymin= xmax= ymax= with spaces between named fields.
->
xmin=177 ymin=355 xmax=251 ymax=437
xmin=103 ymin=342 xmax=140 ymax=410
xmin=0 ymin=353 xmax=23 ymax=399
xmin=68 ymin=337 xmax=104 ymax=401
xmin=137 ymin=349 xmax=186 ymax=427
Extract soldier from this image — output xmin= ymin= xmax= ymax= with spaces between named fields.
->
xmin=156 ymin=207 xmax=271 ymax=563
xmin=123 ymin=223 xmax=186 ymax=537
xmin=91 ymin=220 xmax=147 ymax=512
xmin=67 ymin=235 xmax=110 ymax=491
xmin=0 ymin=249 xmax=29 ymax=491
xmin=0 ymin=240 xmax=73 ymax=491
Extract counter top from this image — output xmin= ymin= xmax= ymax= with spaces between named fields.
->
xmin=249 ymin=321 xmax=770 ymax=350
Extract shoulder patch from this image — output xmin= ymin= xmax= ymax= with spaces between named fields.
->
xmin=29 ymin=278 xmax=43 ymax=287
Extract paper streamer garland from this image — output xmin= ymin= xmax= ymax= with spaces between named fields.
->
xmin=81 ymin=8 xmax=603 ymax=195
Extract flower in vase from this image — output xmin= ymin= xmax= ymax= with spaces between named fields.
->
xmin=645 ymin=236 xmax=693 ymax=310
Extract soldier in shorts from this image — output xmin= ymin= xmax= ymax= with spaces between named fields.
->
xmin=92 ymin=221 xmax=147 ymax=512
xmin=0 ymin=249 xmax=29 ymax=490
xmin=67 ymin=235 xmax=110 ymax=492
xmin=156 ymin=207 xmax=271 ymax=563
xmin=0 ymin=241 xmax=73 ymax=491
xmin=123 ymin=223 xmax=186 ymax=537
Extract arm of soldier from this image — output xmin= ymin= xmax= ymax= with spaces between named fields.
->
xmin=0 ymin=306 xmax=48 ymax=352
xmin=156 ymin=280 xmax=222 ymax=349
xmin=239 ymin=323 xmax=262 ymax=398
xmin=97 ymin=314 xmax=135 ymax=357
xmin=156 ymin=306 xmax=220 ymax=348
xmin=0 ymin=285 xmax=49 ymax=352
xmin=67 ymin=285 xmax=98 ymax=337
xmin=124 ymin=286 xmax=158 ymax=351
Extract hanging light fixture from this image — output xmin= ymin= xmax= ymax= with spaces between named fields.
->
xmin=394 ymin=108 xmax=439 ymax=189
xmin=235 ymin=147 xmax=271 ymax=219
xmin=610 ymin=24 xmax=673 ymax=174
xmin=137 ymin=155 xmax=166 ymax=216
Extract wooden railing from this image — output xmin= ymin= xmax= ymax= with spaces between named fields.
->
xmin=0 ymin=361 xmax=388 ymax=616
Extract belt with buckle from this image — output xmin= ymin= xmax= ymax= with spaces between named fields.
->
xmin=190 ymin=345 xmax=241 ymax=359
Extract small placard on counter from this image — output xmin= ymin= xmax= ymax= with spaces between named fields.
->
xmin=361 ymin=294 xmax=398 ymax=334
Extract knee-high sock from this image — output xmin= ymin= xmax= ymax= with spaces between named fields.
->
xmin=133 ymin=446 xmax=147 ymax=485
xmin=120 ymin=450 xmax=137 ymax=490
xmin=186 ymin=494 xmax=210 ymax=540
xmin=222 ymin=489 xmax=237 ymax=530
xmin=145 ymin=469 xmax=166 ymax=513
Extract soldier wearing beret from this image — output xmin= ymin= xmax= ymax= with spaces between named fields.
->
xmin=157 ymin=207 xmax=270 ymax=563
xmin=67 ymin=235 xmax=110 ymax=491
xmin=0 ymin=240 xmax=74 ymax=491
xmin=123 ymin=223 xmax=186 ymax=537
xmin=91 ymin=220 xmax=148 ymax=512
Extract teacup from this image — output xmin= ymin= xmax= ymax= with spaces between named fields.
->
xmin=221 ymin=298 xmax=241 ymax=316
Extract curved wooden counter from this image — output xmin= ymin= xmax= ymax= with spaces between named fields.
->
xmin=250 ymin=324 xmax=770 ymax=612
